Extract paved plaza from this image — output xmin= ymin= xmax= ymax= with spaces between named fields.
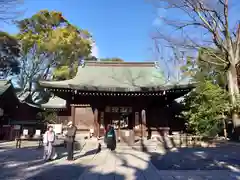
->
xmin=0 ymin=140 xmax=239 ymax=180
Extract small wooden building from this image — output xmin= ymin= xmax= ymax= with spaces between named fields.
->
xmin=41 ymin=96 xmax=69 ymax=125
xmin=0 ymin=80 xmax=43 ymax=140
xmin=40 ymin=61 xmax=194 ymax=144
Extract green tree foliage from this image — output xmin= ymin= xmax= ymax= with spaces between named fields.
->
xmin=36 ymin=110 xmax=57 ymax=124
xmin=152 ymin=0 xmax=240 ymax=134
xmin=182 ymin=81 xmax=230 ymax=137
xmin=15 ymin=10 xmax=92 ymax=91
xmin=100 ymin=58 xmax=124 ymax=62
xmin=53 ymin=55 xmax=98 ymax=80
xmin=181 ymin=48 xmax=227 ymax=87
xmin=0 ymin=31 xmax=20 ymax=78
xmin=53 ymin=62 xmax=78 ymax=80
xmin=180 ymin=47 xmax=232 ymax=137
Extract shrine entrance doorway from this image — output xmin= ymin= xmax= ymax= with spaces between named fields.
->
xmin=104 ymin=106 xmax=134 ymax=143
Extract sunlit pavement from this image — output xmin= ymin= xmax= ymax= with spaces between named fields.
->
xmin=77 ymin=147 xmax=240 ymax=180
xmin=0 ymin=140 xmax=240 ymax=180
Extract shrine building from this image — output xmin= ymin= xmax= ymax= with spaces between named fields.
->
xmin=39 ymin=61 xmax=194 ymax=144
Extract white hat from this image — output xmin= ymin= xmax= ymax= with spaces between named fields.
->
xmin=67 ymin=121 xmax=73 ymax=126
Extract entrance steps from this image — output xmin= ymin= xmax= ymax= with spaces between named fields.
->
xmin=76 ymin=137 xmax=165 ymax=152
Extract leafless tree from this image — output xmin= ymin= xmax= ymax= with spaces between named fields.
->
xmin=0 ymin=0 xmax=24 ymax=23
xmin=150 ymin=0 xmax=240 ymax=129
xmin=152 ymin=40 xmax=188 ymax=82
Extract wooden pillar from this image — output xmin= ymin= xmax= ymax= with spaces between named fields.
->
xmin=70 ymin=105 xmax=76 ymax=125
xmin=135 ymin=111 xmax=139 ymax=129
xmin=141 ymin=109 xmax=147 ymax=137
xmin=93 ymin=108 xmax=99 ymax=137
xmin=99 ymin=111 xmax=104 ymax=136
xmin=100 ymin=111 xmax=104 ymax=128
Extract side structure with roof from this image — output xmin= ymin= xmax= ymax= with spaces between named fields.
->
xmin=0 ymin=80 xmax=44 ymax=140
xmin=39 ymin=61 xmax=194 ymax=144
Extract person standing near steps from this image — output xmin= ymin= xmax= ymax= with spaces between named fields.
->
xmin=104 ymin=124 xmax=116 ymax=151
xmin=64 ymin=121 xmax=77 ymax=161
xmin=43 ymin=125 xmax=57 ymax=161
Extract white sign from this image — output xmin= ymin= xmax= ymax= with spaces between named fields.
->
xmin=23 ymin=129 xmax=28 ymax=136
xmin=35 ymin=130 xmax=41 ymax=136
xmin=2 ymin=125 xmax=10 ymax=127
xmin=48 ymin=124 xmax=63 ymax=134
xmin=13 ymin=125 xmax=21 ymax=130
xmin=135 ymin=125 xmax=140 ymax=129
xmin=90 ymin=129 xmax=94 ymax=133
xmin=0 ymin=108 xmax=4 ymax=116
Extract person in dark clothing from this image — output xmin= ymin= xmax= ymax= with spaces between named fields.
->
xmin=104 ymin=124 xmax=116 ymax=151
xmin=65 ymin=121 xmax=77 ymax=161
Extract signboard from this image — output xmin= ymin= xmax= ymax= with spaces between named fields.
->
xmin=23 ymin=129 xmax=28 ymax=136
xmin=35 ymin=130 xmax=41 ymax=136
xmin=48 ymin=124 xmax=63 ymax=134
xmin=2 ymin=125 xmax=10 ymax=127
xmin=105 ymin=106 xmax=132 ymax=113
xmin=90 ymin=129 xmax=94 ymax=133
xmin=13 ymin=125 xmax=21 ymax=130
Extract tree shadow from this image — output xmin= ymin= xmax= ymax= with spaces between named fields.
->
xmin=147 ymin=134 xmax=240 ymax=178
xmin=113 ymin=138 xmax=240 ymax=179
xmin=1 ymin=138 xmax=240 ymax=179
xmin=1 ymin=161 xmax=126 ymax=180
xmin=23 ymin=164 xmax=125 ymax=180
xmin=74 ymin=148 xmax=99 ymax=159
xmin=0 ymin=141 xmax=104 ymax=179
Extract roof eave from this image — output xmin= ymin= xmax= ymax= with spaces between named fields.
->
xmin=39 ymin=81 xmax=70 ymax=89
xmin=39 ymin=80 xmax=196 ymax=92
xmin=68 ymin=83 xmax=195 ymax=92
xmin=41 ymin=105 xmax=67 ymax=109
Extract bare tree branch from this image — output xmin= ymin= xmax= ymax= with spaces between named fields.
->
xmin=150 ymin=0 xmax=240 ymax=111
xmin=0 ymin=0 xmax=24 ymax=23
xmin=236 ymin=23 xmax=240 ymax=63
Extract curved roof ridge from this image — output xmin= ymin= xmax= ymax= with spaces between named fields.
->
xmin=84 ymin=61 xmax=156 ymax=67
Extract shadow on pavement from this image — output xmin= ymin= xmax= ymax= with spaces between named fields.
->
xmin=148 ymin=135 xmax=240 ymax=171
xmin=1 ymin=137 xmax=240 ymax=179
xmin=74 ymin=148 xmax=98 ymax=159
xmin=0 ymin=141 xmax=103 ymax=179
xmin=150 ymin=146 xmax=240 ymax=170
xmin=147 ymin=135 xmax=240 ymax=179
xmin=114 ymin=134 xmax=240 ymax=179
xmin=24 ymin=164 xmax=125 ymax=180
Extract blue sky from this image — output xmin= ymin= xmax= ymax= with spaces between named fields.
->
xmin=1 ymin=0 xmax=239 ymax=63
xmin=1 ymin=0 xmax=157 ymax=62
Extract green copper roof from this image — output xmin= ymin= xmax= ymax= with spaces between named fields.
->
xmin=40 ymin=61 xmax=192 ymax=92
xmin=0 ymin=80 xmax=11 ymax=96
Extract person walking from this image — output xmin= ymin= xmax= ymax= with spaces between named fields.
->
xmin=104 ymin=124 xmax=116 ymax=151
xmin=64 ymin=121 xmax=77 ymax=161
xmin=43 ymin=125 xmax=57 ymax=161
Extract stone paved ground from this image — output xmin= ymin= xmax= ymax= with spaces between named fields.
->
xmin=0 ymin=140 xmax=240 ymax=180
xmin=77 ymin=146 xmax=240 ymax=180
xmin=0 ymin=140 xmax=95 ymax=180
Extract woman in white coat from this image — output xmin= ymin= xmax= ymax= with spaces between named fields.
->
xmin=43 ymin=125 xmax=57 ymax=161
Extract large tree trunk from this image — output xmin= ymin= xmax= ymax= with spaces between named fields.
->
xmin=227 ymin=64 xmax=240 ymax=140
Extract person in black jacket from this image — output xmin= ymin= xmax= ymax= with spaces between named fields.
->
xmin=65 ymin=121 xmax=77 ymax=161
xmin=104 ymin=124 xmax=116 ymax=151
